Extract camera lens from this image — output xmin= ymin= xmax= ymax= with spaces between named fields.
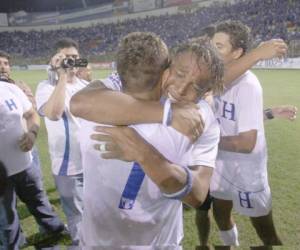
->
xmin=61 ymin=58 xmax=75 ymax=68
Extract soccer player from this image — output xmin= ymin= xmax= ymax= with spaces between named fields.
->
xmin=194 ymin=28 xmax=293 ymax=247
xmin=0 ymin=51 xmax=65 ymax=249
xmin=0 ymin=80 xmax=65 ymax=249
xmin=209 ymin=20 xmax=282 ymax=246
xmin=71 ymin=32 xmax=223 ymax=247
xmin=35 ymin=38 xmax=88 ymax=245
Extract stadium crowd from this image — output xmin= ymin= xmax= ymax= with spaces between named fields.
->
xmin=0 ymin=0 xmax=299 ymax=62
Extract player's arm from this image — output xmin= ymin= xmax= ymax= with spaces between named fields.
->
xmin=41 ymin=53 xmax=68 ymax=121
xmin=263 ymin=105 xmax=297 ymax=121
xmin=223 ymin=39 xmax=288 ymax=87
xmin=91 ymin=125 xmax=211 ymax=208
xmin=19 ymin=107 xmax=40 ymax=152
xmin=218 ymin=130 xmax=257 ymax=153
xmin=71 ymin=80 xmax=164 ymax=125
xmin=71 ymin=80 xmax=203 ymax=142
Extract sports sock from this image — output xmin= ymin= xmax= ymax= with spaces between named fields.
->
xmin=219 ymin=224 xmax=239 ymax=246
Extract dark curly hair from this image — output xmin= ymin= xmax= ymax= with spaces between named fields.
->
xmin=215 ymin=20 xmax=251 ymax=56
xmin=116 ymin=32 xmax=169 ymax=93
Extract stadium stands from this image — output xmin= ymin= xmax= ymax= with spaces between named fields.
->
xmin=0 ymin=0 xmax=299 ymax=63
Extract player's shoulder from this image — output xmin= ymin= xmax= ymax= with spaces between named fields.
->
xmin=197 ymin=99 xmax=219 ymax=132
xmin=0 ymin=81 xmax=14 ymax=91
xmin=239 ymin=71 xmax=261 ymax=89
xmin=101 ymin=71 xmax=122 ymax=91
xmin=37 ymin=79 xmax=51 ymax=88
xmin=197 ymin=99 xmax=215 ymax=121
xmin=36 ymin=79 xmax=54 ymax=92
xmin=0 ymin=81 xmax=22 ymax=95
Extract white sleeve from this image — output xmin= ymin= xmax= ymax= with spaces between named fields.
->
xmin=188 ymin=101 xmax=220 ymax=168
xmin=35 ymin=81 xmax=55 ymax=116
xmin=100 ymin=71 xmax=122 ymax=91
xmin=10 ymin=84 xmax=32 ymax=113
xmin=236 ymin=79 xmax=263 ymax=133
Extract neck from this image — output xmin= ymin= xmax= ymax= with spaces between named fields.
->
xmin=124 ymin=84 xmax=161 ymax=101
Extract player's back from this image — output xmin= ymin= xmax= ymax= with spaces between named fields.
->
xmin=79 ymin=120 xmax=191 ymax=247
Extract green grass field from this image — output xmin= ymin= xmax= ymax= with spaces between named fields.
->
xmin=11 ymin=69 xmax=300 ymax=249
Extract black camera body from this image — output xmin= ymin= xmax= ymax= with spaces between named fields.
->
xmin=61 ymin=58 xmax=88 ymax=68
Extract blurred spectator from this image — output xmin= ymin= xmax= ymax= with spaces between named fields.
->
xmin=0 ymin=73 xmax=65 ymax=248
xmin=0 ymin=0 xmax=299 ymax=62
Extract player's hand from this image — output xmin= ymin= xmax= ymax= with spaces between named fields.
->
xmin=272 ymin=105 xmax=297 ymax=121
xmin=255 ymin=39 xmax=288 ymax=60
xmin=171 ymin=103 xmax=204 ymax=143
xmin=19 ymin=132 xmax=36 ymax=152
xmin=91 ymin=126 xmax=150 ymax=162
xmin=50 ymin=52 xmax=67 ymax=76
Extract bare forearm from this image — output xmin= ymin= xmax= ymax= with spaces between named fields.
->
xmin=219 ymin=135 xmax=255 ymax=153
xmin=71 ymin=88 xmax=163 ymax=125
xmin=182 ymin=166 xmax=211 ymax=208
xmin=43 ymin=76 xmax=67 ymax=120
xmin=137 ymin=146 xmax=187 ymax=193
xmin=224 ymin=39 xmax=287 ymax=87
xmin=137 ymin=145 xmax=210 ymax=207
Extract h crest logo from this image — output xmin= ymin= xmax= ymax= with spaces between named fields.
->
xmin=5 ymin=99 xmax=17 ymax=111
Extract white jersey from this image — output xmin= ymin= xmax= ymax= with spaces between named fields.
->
xmin=35 ymin=77 xmax=88 ymax=176
xmin=0 ymin=81 xmax=32 ymax=176
xmin=79 ymin=72 xmax=220 ymax=247
xmin=213 ymin=71 xmax=267 ymax=191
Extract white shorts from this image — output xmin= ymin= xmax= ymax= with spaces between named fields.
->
xmin=210 ymin=171 xmax=272 ymax=217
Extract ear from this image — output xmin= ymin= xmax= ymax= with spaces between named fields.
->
xmin=232 ymin=48 xmax=243 ymax=60
xmin=161 ymin=68 xmax=170 ymax=91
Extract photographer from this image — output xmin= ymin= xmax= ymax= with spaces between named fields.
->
xmin=35 ymin=38 xmax=88 ymax=245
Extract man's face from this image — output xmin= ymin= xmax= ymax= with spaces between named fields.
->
xmin=58 ymin=47 xmax=80 ymax=75
xmin=0 ymin=56 xmax=11 ymax=79
xmin=162 ymin=51 xmax=212 ymax=103
xmin=212 ymin=32 xmax=237 ymax=64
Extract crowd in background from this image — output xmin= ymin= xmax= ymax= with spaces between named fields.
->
xmin=0 ymin=0 xmax=299 ymax=62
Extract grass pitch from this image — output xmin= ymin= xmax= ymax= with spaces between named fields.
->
xmin=10 ymin=69 xmax=300 ymax=249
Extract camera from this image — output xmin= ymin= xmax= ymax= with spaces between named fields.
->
xmin=61 ymin=58 xmax=88 ymax=68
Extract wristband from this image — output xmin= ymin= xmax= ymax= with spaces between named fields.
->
xmin=264 ymin=108 xmax=274 ymax=120
xmin=162 ymin=99 xmax=173 ymax=126
xmin=162 ymin=166 xmax=193 ymax=200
